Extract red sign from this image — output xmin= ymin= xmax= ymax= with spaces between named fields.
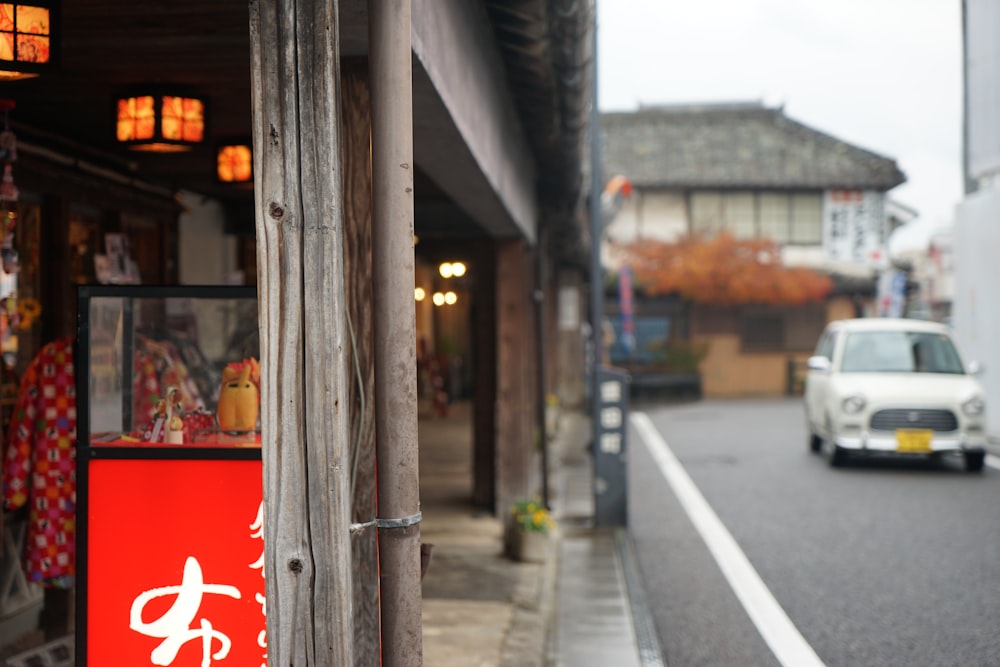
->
xmin=86 ymin=458 xmax=266 ymax=666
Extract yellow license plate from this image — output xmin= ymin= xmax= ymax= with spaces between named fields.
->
xmin=896 ymin=429 xmax=933 ymax=453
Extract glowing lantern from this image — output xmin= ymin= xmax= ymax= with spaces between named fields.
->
xmin=0 ymin=2 xmax=56 ymax=81
xmin=217 ymin=143 xmax=253 ymax=183
xmin=116 ymin=91 xmax=206 ymax=152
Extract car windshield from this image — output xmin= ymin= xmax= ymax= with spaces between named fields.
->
xmin=839 ymin=330 xmax=965 ymax=374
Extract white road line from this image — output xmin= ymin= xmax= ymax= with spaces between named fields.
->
xmin=986 ymin=454 xmax=1000 ymax=471
xmin=631 ymin=412 xmax=826 ymax=667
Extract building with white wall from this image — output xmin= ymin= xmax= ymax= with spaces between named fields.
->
xmin=600 ymin=103 xmax=906 ymax=396
xmin=953 ymin=0 xmax=1000 ymax=439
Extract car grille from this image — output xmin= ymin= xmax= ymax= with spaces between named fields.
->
xmin=870 ymin=409 xmax=958 ymax=432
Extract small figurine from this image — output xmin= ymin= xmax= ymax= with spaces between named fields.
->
xmin=217 ymin=357 xmax=260 ymax=432
xmin=142 ymin=385 xmax=185 ymax=443
xmin=164 ymin=386 xmax=184 ymax=444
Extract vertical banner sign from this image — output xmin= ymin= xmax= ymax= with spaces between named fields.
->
xmin=617 ymin=265 xmax=635 ymax=356
xmin=86 ymin=459 xmax=266 ymax=666
xmin=823 ymin=190 xmax=886 ymax=266
xmin=876 ymin=269 xmax=907 ymax=318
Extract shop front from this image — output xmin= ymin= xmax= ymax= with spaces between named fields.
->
xmin=0 ymin=1 xmax=592 ymax=663
xmin=75 ymin=285 xmax=263 ymax=665
xmin=0 ymin=123 xmax=193 ymax=661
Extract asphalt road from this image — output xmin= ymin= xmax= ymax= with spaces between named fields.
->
xmin=628 ymin=397 xmax=1000 ymax=667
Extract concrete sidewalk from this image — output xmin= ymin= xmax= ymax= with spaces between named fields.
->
xmin=419 ymin=401 xmax=664 ymax=666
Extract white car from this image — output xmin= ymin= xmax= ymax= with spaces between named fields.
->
xmin=804 ymin=318 xmax=987 ymax=471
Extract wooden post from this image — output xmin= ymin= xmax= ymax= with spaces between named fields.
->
xmin=369 ymin=1 xmax=423 ymax=666
xmin=249 ymin=1 xmax=355 ymax=664
xmin=535 ymin=229 xmax=549 ymax=507
xmin=496 ymin=239 xmax=538 ymax=517
xmin=342 ymin=59 xmax=381 ymax=661
xmin=473 ymin=242 xmax=497 ymax=509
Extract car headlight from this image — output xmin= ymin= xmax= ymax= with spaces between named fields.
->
xmin=962 ymin=396 xmax=986 ymax=417
xmin=842 ymin=394 xmax=866 ymax=414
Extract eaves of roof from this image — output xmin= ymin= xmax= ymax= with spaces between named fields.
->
xmin=601 ymin=103 xmax=906 ymax=192
xmin=485 ymin=0 xmax=594 ymax=267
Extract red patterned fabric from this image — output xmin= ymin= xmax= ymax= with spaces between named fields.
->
xmin=2 ymin=337 xmax=76 ymax=587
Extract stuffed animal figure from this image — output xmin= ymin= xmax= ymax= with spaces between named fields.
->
xmin=217 ymin=357 xmax=260 ymax=432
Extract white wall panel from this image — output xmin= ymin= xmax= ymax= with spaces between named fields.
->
xmin=953 ymin=187 xmax=1000 ymax=438
xmin=966 ymin=0 xmax=1000 ymax=179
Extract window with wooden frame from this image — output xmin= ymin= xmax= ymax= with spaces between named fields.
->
xmin=690 ymin=190 xmax=822 ymax=245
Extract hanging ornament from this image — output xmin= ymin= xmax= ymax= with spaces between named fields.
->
xmin=0 ymin=164 xmax=18 ymax=203
xmin=2 ymin=295 xmax=19 ymax=330
xmin=16 ymin=297 xmax=39 ymax=329
xmin=0 ymin=128 xmax=16 ymax=163
xmin=0 ymin=131 xmax=18 ymax=275
xmin=1 ymin=241 xmax=18 ymax=274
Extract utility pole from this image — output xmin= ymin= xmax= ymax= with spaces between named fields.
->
xmin=587 ymin=2 xmax=629 ymax=527
xmin=588 ymin=2 xmax=603 ymax=444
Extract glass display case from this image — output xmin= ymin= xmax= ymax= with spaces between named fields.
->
xmin=78 ymin=284 xmax=261 ymax=449
xmin=76 ymin=285 xmax=266 ymax=666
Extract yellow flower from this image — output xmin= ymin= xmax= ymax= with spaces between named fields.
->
xmin=509 ymin=497 xmax=555 ymax=534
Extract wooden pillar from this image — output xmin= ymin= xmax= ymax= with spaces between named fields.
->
xmin=249 ymin=1 xmax=355 ymax=664
xmin=473 ymin=242 xmax=497 ymax=509
xmin=342 ymin=59 xmax=380 ymax=663
xmin=495 ymin=239 xmax=538 ymax=517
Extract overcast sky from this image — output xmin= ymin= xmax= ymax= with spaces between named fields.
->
xmin=597 ymin=0 xmax=964 ymax=251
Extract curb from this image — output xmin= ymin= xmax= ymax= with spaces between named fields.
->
xmin=615 ymin=529 xmax=668 ymax=667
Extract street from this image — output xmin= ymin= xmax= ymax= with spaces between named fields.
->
xmin=628 ymin=398 xmax=1000 ymax=667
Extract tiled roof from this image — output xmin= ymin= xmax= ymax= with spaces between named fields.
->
xmin=601 ymin=103 xmax=906 ymax=191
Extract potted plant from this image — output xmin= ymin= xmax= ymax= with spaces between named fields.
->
xmin=505 ymin=497 xmax=556 ymax=563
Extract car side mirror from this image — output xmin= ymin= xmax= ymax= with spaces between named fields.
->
xmin=967 ymin=360 xmax=985 ymax=376
xmin=807 ymin=355 xmax=831 ymax=373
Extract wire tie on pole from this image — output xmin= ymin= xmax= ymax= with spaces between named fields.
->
xmin=349 ymin=518 xmax=377 ymax=534
xmin=375 ymin=512 xmax=422 ymax=530
xmin=350 ymin=512 xmax=423 ymax=533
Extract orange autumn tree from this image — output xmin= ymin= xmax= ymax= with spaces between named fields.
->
xmin=617 ymin=232 xmax=832 ymax=305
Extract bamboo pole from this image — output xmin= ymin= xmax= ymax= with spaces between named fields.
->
xmin=369 ymin=1 xmax=423 ymax=665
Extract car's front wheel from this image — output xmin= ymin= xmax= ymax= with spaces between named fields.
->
xmin=809 ymin=431 xmax=822 ymax=453
xmin=964 ymin=451 xmax=985 ymax=473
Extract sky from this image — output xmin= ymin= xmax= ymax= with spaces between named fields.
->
xmin=597 ymin=0 xmax=964 ymax=253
